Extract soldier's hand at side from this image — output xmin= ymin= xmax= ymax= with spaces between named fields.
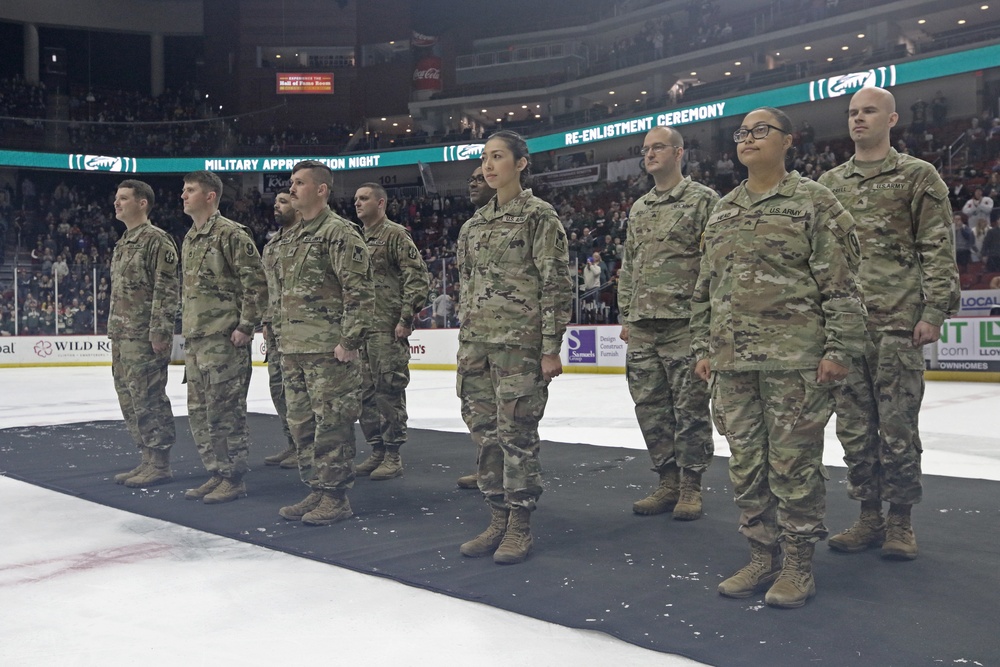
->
xmin=334 ymin=344 xmax=359 ymax=363
xmin=694 ymin=359 xmax=711 ymax=382
xmin=151 ymin=341 xmax=170 ymax=354
xmin=541 ymin=353 xmax=562 ymax=382
xmin=395 ymin=323 xmax=411 ymax=340
xmin=619 ymin=325 xmax=629 ymax=342
xmin=816 ymin=359 xmax=848 ymax=383
xmin=912 ymin=321 xmax=941 ymax=348
xmin=231 ymin=330 xmax=252 ymax=347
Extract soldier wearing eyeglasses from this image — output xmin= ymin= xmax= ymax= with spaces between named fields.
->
xmin=692 ymin=107 xmax=866 ymax=609
xmin=618 ymin=125 xmax=718 ymax=521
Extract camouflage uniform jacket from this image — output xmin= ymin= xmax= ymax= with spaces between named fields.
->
xmin=618 ymin=177 xmax=719 ymax=323
xmin=274 ymin=207 xmax=373 ymax=354
xmin=364 ymin=216 xmax=430 ymax=332
xmin=457 ymin=189 xmax=572 ymax=356
xmin=181 ymin=211 xmax=267 ymax=339
xmin=108 ymin=221 xmax=179 ymax=344
xmin=690 ymin=171 xmax=866 ymax=370
xmin=261 ymin=224 xmax=291 ymax=336
xmin=818 ymin=148 xmax=960 ymax=331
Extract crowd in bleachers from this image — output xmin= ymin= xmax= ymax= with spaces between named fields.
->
xmin=4 ymin=107 xmax=1000 ymax=336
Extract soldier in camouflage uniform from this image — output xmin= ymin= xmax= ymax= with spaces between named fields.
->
xmin=108 ymin=179 xmax=179 ymax=488
xmin=819 ymin=87 xmax=960 ymax=561
xmin=456 ymin=165 xmax=497 ymax=491
xmin=275 ymin=160 xmax=373 ymax=526
xmin=180 ymin=171 xmax=267 ymax=504
xmin=691 ymin=107 xmax=866 ymax=608
xmin=261 ymin=189 xmax=300 ymax=469
xmin=353 ymin=182 xmax=429 ymax=481
xmin=618 ymin=126 xmax=717 ymax=521
xmin=457 ymin=131 xmax=572 ymax=565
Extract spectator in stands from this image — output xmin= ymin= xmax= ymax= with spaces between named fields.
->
xmin=432 ymin=290 xmax=454 ymax=328
xmin=964 ymin=188 xmax=993 ymax=258
xmin=954 ymin=213 xmax=975 ymax=271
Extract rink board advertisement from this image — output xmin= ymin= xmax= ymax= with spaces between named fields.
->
xmin=925 ymin=317 xmax=1000 ymax=372
xmin=5 ymin=321 xmax=1000 ymax=378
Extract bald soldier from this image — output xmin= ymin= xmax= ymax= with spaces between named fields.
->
xmin=456 ymin=165 xmax=497 ymax=490
xmin=819 ymin=87 xmax=959 ymax=560
xmin=618 ymin=126 xmax=717 ymax=520
xmin=353 ymin=182 xmax=429 ymax=480
xmin=260 ymin=189 xmax=301 ymax=468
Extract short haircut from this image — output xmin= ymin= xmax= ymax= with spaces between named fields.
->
xmin=118 ymin=179 xmax=155 ymax=210
xmin=358 ymin=182 xmax=387 ymax=202
xmin=276 ymin=188 xmax=291 ymax=197
xmin=183 ymin=170 xmax=224 ymax=198
xmin=651 ymin=125 xmax=684 ymax=149
xmin=291 ymin=160 xmax=334 ymax=191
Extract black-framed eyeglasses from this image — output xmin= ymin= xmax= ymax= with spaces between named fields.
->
xmin=639 ymin=143 xmax=681 ymax=157
xmin=468 ymin=175 xmax=486 ymax=185
xmin=733 ymin=123 xmax=787 ymax=143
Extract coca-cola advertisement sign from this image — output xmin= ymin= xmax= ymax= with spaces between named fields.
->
xmin=411 ymin=31 xmax=438 ymax=48
xmin=413 ymin=57 xmax=443 ymax=91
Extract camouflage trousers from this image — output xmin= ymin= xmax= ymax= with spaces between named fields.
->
xmin=281 ymin=352 xmax=361 ymax=492
xmin=457 ymin=342 xmax=547 ymax=511
xmin=711 ymin=369 xmax=835 ymax=546
xmin=626 ymin=319 xmax=713 ymax=473
xmin=111 ymin=338 xmax=175 ymax=452
xmin=265 ymin=331 xmax=296 ymax=451
xmin=185 ymin=334 xmax=251 ymax=480
xmin=360 ymin=331 xmax=410 ymax=450
xmin=835 ymin=329 xmax=925 ymax=505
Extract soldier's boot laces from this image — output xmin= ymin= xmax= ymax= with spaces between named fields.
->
xmin=881 ymin=503 xmax=918 ymax=560
xmin=124 ymin=448 xmax=172 ymax=488
xmin=494 ymin=507 xmax=533 ymax=565
xmin=115 ymin=448 xmax=151 ymax=484
xmin=460 ymin=506 xmax=509 ymax=558
xmin=355 ymin=448 xmax=386 ymax=477
xmin=264 ymin=445 xmax=296 ymax=466
xmin=718 ymin=541 xmax=782 ymax=598
xmin=632 ymin=462 xmax=680 ymax=515
xmin=203 ymin=477 xmax=247 ymax=504
xmin=302 ymin=491 xmax=353 ymax=526
xmin=370 ymin=449 xmax=403 ymax=481
xmin=456 ymin=473 xmax=479 ymax=489
xmin=184 ymin=475 xmax=223 ymax=500
xmin=765 ymin=540 xmax=817 ymax=609
xmin=279 ymin=490 xmax=324 ymax=521
xmin=673 ymin=469 xmax=703 ymax=521
xmin=829 ymin=501 xmax=885 ymax=553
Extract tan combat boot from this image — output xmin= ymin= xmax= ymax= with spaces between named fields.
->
xmin=264 ymin=445 xmax=296 ymax=466
xmin=114 ymin=448 xmax=151 ymax=484
xmin=355 ymin=447 xmax=385 ymax=477
xmin=765 ymin=539 xmax=817 ymax=609
xmin=718 ymin=541 xmax=782 ymax=598
xmin=632 ymin=462 xmax=680 ymax=515
xmin=456 ymin=473 xmax=479 ymax=489
xmin=124 ymin=448 xmax=173 ymax=488
xmin=185 ymin=475 xmax=223 ymax=500
xmin=494 ymin=507 xmax=533 ymax=565
xmin=881 ymin=503 xmax=918 ymax=560
xmin=829 ymin=500 xmax=885 ymax=552
xmin=302 ymin=491 xmax=353 ymax=526
xmin=460 ymin=506 xmax=509 ymax=557
xmin=203 ymin=477 xmax=247 ymax=504
xmin=370 ymin=447 xmax=403 ymax=481
xmin=279 ymin=490 xmax=325 ymax=521
xmin=279 ymin=451 xmax=298 ymax=468
xmin=673 ymin=468 xmax=703 ymax=521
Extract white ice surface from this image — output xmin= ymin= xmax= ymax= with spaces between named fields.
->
xmin=2 ymin=367 xmax=998 ymax=666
